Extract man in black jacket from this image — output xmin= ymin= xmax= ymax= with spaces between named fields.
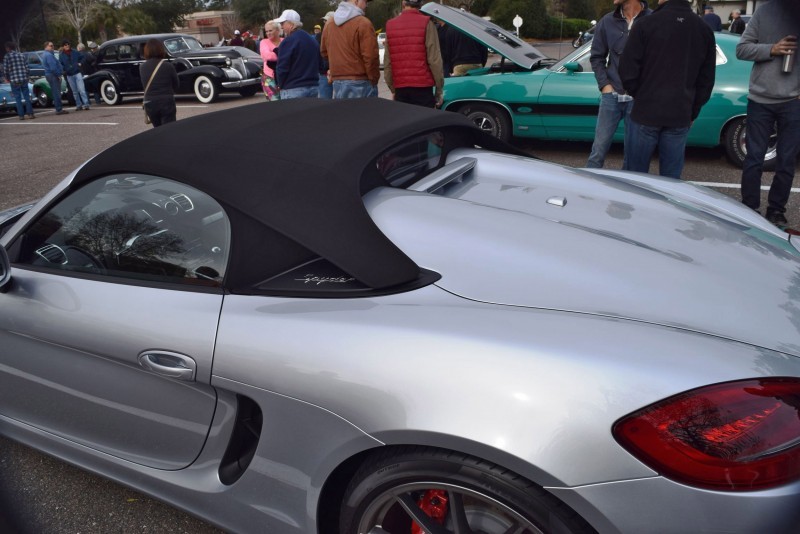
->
xmin=587 ymin=0 xmax=651 ymax=169
xmin=619 ymin=0 xmax=716 ymax=178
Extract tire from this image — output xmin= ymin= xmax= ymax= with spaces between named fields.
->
xmin=723 ymin=116 xmax=777 ymax=172
xmin=339 ymin=447 xmax=596 ymax=534
xmin=194 ymin=75 xmax=219 ymax=103
xmin=239 ymin=85 xmax=258 ymax=97
xmin=34 ymin=88 xmax=49 ymax=108
xmin=461 ymin=103 xmax=512 ymax=143
xmin=100 ymin=79 xmax=122 ymax=105
xmin=572 ymin=36 xmax=582 ymax=48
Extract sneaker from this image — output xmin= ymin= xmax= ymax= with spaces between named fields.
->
xmin=27 ymin=114 xmax=35 ymax=119
xmin=766 ymin=210 xmax=789 ymax=226
xmin=83 ymin=106 xmax=90 ymax=110
xmin=18 ymin=116 xmax=25 ymax=121
xmin=74 ymin=106 xmax=82 ymax=111
xmin=56 ymin=110 xmax=69 ymax=115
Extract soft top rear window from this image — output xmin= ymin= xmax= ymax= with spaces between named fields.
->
xmin=376 ymin=131 xmax=445 ymax=188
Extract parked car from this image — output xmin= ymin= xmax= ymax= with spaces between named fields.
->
xmin=21 ymin=50 xmax=74 ymax=108
xmin=2 ymin=99 xmax=800 ymax=533
xmin=0 ymin=80 xmax=36 ymax=114
xmin=87 ymin=33 xmax=263 ymax=105
xmin=31 ymin=76 xmax=72 ymax=108
xmin=424 ymin=3 xmax=776 ymax=170
xmin=23 ymin=50 xmax=47 ymax=78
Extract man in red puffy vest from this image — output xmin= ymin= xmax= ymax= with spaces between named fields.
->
xmin=384 ymin=0 xmax=444 ymax=107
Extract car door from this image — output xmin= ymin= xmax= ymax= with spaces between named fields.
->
xmin=0 ymin=174 xmax=231 ymax=470
xmin=537 ymin=47 xmax=606 ymax=141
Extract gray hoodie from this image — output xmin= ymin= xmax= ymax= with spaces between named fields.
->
xmin=736 ymin=0 xmax=800 ymax=104
xmin=334 ymin=1 xmax=364 ymax=26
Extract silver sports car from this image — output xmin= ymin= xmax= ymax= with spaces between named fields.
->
xmin=1 ymin=99 xmax=800 ymax=533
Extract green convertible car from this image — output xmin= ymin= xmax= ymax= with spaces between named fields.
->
xmin=423 ymin=3 xmax=775 ymax=169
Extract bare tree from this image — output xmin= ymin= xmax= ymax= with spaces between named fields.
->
xmin=8 ymin=4 xmax=40 ymax=48
xmin=266 ymin=0 xmax=281 ymax=21
xmin=57 ymin=0 xmax=101 ymax=44
xmin=220 ymin=12 xmax=243 ymax=38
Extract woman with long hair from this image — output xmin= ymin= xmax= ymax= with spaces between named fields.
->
xmin=139 ymin=38 xmax=179 ymax=127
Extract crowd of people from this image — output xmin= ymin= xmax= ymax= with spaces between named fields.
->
xmin=2 ymin=0 xmax=798 ymax=225
xmin=587 ymin=0 xmax=797 ymax=225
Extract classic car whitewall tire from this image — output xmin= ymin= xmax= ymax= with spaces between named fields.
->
xmin=338 ymin=447 xmax=595 ymax=533
xmin=194 ymin=75 xmax=218 ymax=103
xmin=724 ymin=117 xmax=777 ymax=171
xmin=100 ymin=79 xmax=122 ymax=105
xmin=461 ymin=103 xmax=512 ymax=143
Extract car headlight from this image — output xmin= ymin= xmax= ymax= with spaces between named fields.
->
xmin=225 ymin=57 xmax=231 ymax=67
xmin=614 ymin=378 xmax=800 ymax=491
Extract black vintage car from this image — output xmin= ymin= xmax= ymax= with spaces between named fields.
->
xmin=88 ymin=33 xmax=263 ymax=105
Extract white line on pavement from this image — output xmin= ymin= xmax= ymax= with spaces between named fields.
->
xmin=690 ymin=181 xmax=800 ymax=193
xmin=0 ymin=122 xmax=118 ymax=125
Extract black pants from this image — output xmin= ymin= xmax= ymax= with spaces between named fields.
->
xmin=394 ymin=87 xmax=436 ymax=108
xmin=144 ymin=97 xmax=177 ymax=127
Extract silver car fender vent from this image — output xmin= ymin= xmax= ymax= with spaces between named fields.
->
xmin=547 ymin=196 xmax=567 ymax=207
xmin=218 ymin=395 xmax=263 ymax=485
xmin=35 ymin=244 xmax=68 ymax=264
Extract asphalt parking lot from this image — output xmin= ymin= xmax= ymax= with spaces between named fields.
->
xmin=1 ymin=46 xmax=799 ymax=532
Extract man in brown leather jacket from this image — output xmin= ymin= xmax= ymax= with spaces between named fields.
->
xmin=320 ymin=0 xmax=380 ymax=98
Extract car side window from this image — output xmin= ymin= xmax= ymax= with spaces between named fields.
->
xmin=102 ymin=45 xmax=118 ymax=61
xmin=118 ymin=44 xmax=134 ymax=60
xmin=27 ymin=54 xmax=42 ymax=68
xmin=16 ymin=175 xmax=231 ymax=288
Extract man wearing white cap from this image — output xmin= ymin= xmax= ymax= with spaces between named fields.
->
xmin=230 ymin=30 xmax=244 ymax=46
xmin=320 ymin=0 xmax=380 ymax=98
xmin=274 ymin=9 xmax=320 ymax=99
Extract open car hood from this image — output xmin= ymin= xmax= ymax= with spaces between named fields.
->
xmin=420 ymin=3 xmax=548 ymax=70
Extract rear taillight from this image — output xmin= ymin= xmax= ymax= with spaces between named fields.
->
xmin=613 ymin=378 xmax=800 ymax=491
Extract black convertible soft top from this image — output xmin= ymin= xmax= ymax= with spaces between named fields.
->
xmin=74 ymin=99 xmax=520 ymax=290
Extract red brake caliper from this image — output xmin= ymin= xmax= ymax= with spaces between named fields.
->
xmin=411 ymin=489 xmax=449 ymax=534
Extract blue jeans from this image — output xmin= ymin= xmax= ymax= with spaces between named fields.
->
xmin=587 ymin=93 xmax=633 ymax=169
xmin=46 ymin=74 xmax=64 ymax=112
xmin=318 ymin=74 xmax=332 ymax=99
xmin=66 ymin=73 xmax=90 ymax=108
xmin=332 ymin=80 xmax=378 ymax=99
xmin=625 ymin=119 xmax=690 ymax=178
xmin=10 ymin=82 xmax=33 ymax=117
xmin=741 ymin=98 xmax=800 ymax=214
xmin=280 ymin=85 xmax=319 ymax=99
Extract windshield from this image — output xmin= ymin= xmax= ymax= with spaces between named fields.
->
xmin=550 ymin=42 xmax=590 ymax=71
xmin=164 ymin=36 xmax=204 ymax=54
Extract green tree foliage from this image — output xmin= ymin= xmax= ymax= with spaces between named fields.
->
xmin=136 ymin=0 xmax=201 ymax=33
xmin=491 ymin=0 xmax=548 ymax=38
xmin=470 ymin=0 xmax=496 ymax=17
xmin=564 ymin=0 xmax=592 ymax=20
xmin=367 ymin=0 xmax=401 ymax=33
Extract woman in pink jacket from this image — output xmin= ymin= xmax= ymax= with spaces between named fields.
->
xmin=260 ymin=20 xmax=283 ymax=100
